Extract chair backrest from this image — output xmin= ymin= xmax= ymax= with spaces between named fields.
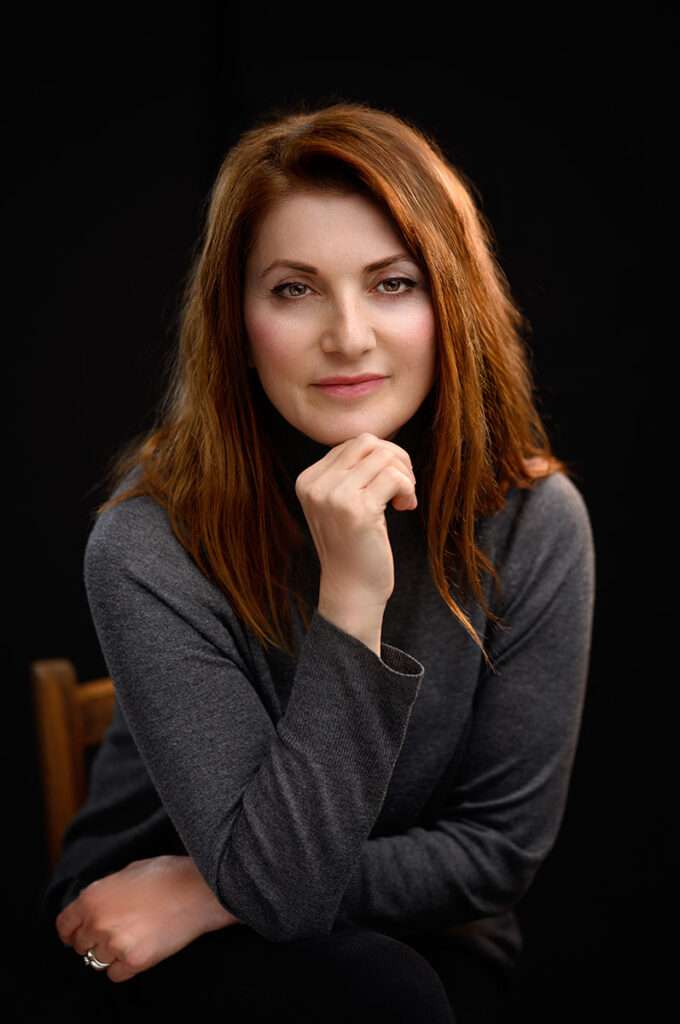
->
xmin=31 ymin=659 xmax=115 ymax=873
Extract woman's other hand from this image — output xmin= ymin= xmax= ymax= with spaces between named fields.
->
xmin=55 ymin=855 xmax=241 ymax=983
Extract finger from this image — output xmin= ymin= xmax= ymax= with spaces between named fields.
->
xmin=55 ymin=905 xmax=81 ymax=946
xmin=300 ymin=434 xmax=414 ymax=486
xmin=363 ymin=463 xmax=417 ymax=512
xmin=71 ymin=926 xmax=117 ymax=971
xmin=107 ymin=961 xmax=137 ymax=983
xmin=384 ymin=439 xmax=415 ymax=473
xmin=333 ymin=447 xmax=416 ymax=500
xmin=70 ymin=923 xmax=93 ymax=956
xmin=361 ymin=438 xmax=416 ymax=484
xmin=295 ymin=435 xmax=353 ymax=487
xmin=296 ymin=434 xmax=416 ymax=502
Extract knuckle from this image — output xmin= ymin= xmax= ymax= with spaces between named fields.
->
xmin=125 ymin=946 xmax=148 ymax=970
xmin=393 ymin=447 xmax=413 ymax=471
xmin=80 ymin=891 xmax=96 ymax=912
xmin=110 ymin=935 xmax=133 ymax=960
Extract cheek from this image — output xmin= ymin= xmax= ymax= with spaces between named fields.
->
xmin=245 ymin=308 xmax=295 ymax=369
xmin=398 ymin=304 xmax=437 ymax=363
xmin=413 ymin=300 xmax=437 ymax=341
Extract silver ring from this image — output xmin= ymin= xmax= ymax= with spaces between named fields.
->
xmin=83 ymin=948 xmax=113 ymax=970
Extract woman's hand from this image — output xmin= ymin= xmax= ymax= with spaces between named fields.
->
xmin=295 ymin=432 xmax=418 ymax=608
xmin=55 ymin=855 xmax=241 ymax=983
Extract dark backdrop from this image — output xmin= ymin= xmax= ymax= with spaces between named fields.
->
xmin=2 ymin=4 xmax=667 ymax=1019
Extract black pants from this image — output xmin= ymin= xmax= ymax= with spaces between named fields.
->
xmin=36 ymin=919 xmax=517 ymax=1023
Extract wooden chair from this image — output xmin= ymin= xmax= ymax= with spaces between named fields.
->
xmin=31 ymin=659 xmax=116 ymax=873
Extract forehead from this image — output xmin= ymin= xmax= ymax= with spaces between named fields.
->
xmin=247 ymin=190 xmax=405 ymax=265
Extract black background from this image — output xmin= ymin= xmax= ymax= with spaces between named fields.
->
xmin=2 ymin=3 xmax=670 ymax=1018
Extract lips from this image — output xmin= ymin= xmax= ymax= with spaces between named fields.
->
xmin=313 ymin=377 xmax=387 ymax=399
xmin=315 ymin=374 xmax=386 ymax=386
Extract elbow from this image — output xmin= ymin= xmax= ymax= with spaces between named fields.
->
xmin=479 ymin=839 xmax=547 ymax=916
xmin=214 ymin=890 xmax=298 ymax=944
xmin=215 ymin=840 xmax=337 ymax=944
xmin=215 ymin=877 xmax=335 ymax=945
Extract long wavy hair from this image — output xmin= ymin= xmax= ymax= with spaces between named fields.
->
xmin=94 ymin=99 xmax=573 ymax=668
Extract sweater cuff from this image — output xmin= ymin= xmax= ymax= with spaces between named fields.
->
xmin=379 ymin=642 xmax=424 ymax=677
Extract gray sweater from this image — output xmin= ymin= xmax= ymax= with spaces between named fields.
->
xmin=42 ymin=397 xmax=595 ymax=978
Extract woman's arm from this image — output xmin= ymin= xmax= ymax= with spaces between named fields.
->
xmin=334 ymin=472 xmax=596 ymax=934
xmin=83 ymin=500 xmax=423 ymax=943
xmin=56 ymin=855 xmax=241 ymax=983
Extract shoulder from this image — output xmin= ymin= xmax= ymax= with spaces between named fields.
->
xmin=514 ymin=470 xmax=592 ymax=547
xmin=84 ymin=468 xmax=205 ymax=597
xmin=83 ymin=469 xmax=252 ymax=655
xmin=488 ymin=470 xmax=592 ymax=550
xmin=86 ymin=468 xmax=172 ymax=562
xmin=481 ymin=471 xmax=595 ymax=613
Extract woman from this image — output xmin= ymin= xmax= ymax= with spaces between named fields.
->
xmin=42 ymin=101 xmax=595 ymax=1022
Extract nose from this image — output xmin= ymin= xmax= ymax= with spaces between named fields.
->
xmin=319 ymin=296 xmax=377 ymax=358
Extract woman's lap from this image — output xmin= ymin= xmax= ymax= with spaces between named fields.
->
xmin=51 ymin=920 xmax=515 ymax=1023
xmin=406 ymin=930 xmax=517 ymax=1023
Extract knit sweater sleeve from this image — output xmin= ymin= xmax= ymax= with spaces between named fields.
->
xmin=82 ymin=496 xmax=424 ymax=944
xmin=334 ymin=472 xmax=596 ymax=934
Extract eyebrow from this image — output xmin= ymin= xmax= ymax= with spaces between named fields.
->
xmin=259 ymin=252 xmax=415 ymax=279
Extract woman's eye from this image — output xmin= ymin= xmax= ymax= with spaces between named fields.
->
xmin=271 ymin=281 xmax=310 ymax=299
xmin=270 ymin=276 xmax=417 ymax=300
xmin=376 ymin=276 xmax=417 ymax=295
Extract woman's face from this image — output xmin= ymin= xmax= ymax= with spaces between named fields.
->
xmin=243 ymin=189 xmax=437 ymax=445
